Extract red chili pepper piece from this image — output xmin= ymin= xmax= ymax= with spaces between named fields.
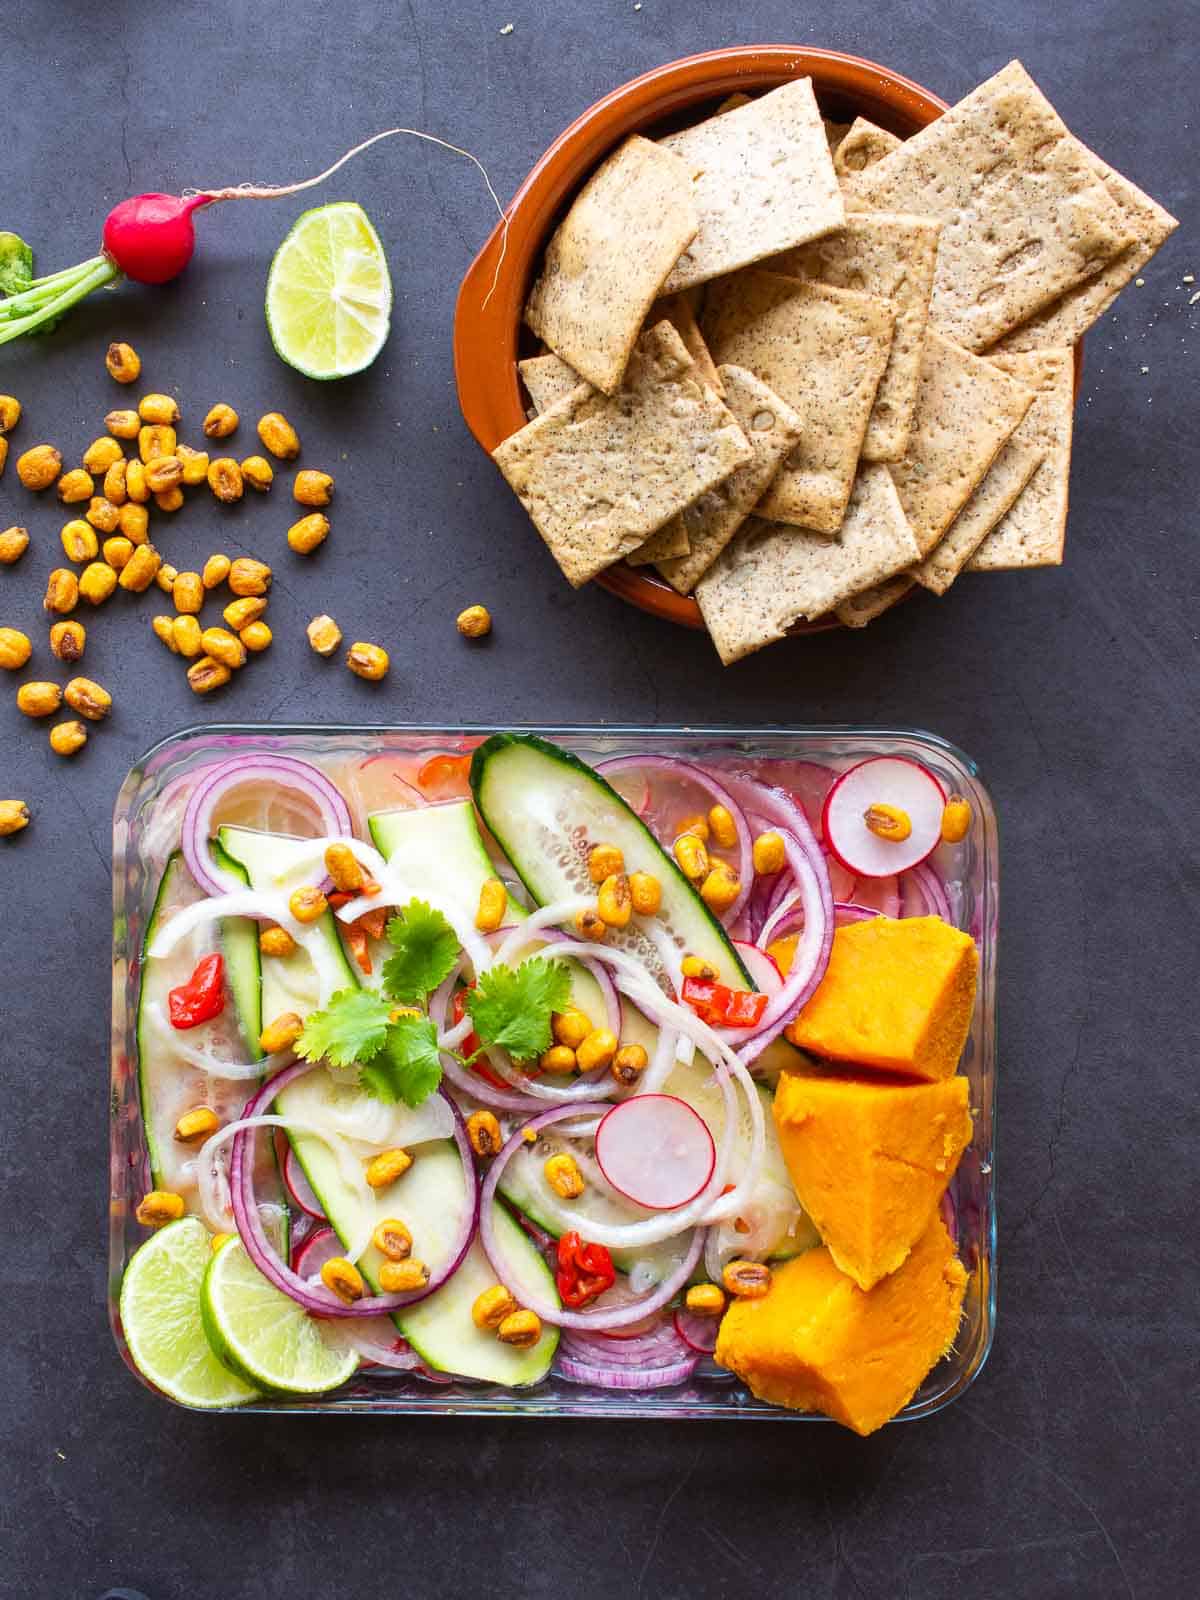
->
xmin=167 ymin=952 xmax=226 ymax=1029
xmin=453 ymin=986 xmax=510 ymax=1091
xmin=723 ymin=989 xmax=768 ymax=1027
xmin=681 ymin=975 xmax=767 ymax=1028
xmin=555 ymin=1229 xmax=616 ymax=1309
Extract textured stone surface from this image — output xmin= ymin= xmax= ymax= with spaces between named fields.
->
xmin=0 ymin=2 xmax=1196 ymax=1596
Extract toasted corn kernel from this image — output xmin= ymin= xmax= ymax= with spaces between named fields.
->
xmin=138 ymin=424 xmax=176 ymax=464
xmin=202 ymin=403 xmax=238 ymax=439
xmin=240 ymin=455 xmax=274 ymax=493
xmin=138 ymin=392 xmax=180 ymax=425
xmin=259 ymin=924 xmax=298 ymax=958
xmin=135 ymin=1190 xmax=185 ymax=1226
xmin=207 ymin=457 xmax=244 ymax=503
xmin=45 ymin=720 xmax=83 ymax=760
xmin=200 ymin=626 xmax=246 ymax=670
xmin=186 ymin=655 xmax=231 ymax=694
xmin=102 ymin=536 xmax=133 ymax=571
xmin=201 ymin=553 xmax=231 ymax=589
xmin=700 ymin=862 xmax=741 ymax=915
xmin=49 ymin=620 xmax=86 ymax=663
xmin=628 ymin=871 xmax=662 ymax=916
xmin=239 ymin=620 xmax=272 ymax=653
xmin=118 ymin=543 xmax=161 ymax=592
xmin=941 ymin=795 xmax=972 ymax=844
xmin=57 ymin=468 xmax=94 ymax=504
xmin=124 ymin=460 xmax=150 ymax=503
xmin=323 ymin=842 xmax=365 ymax=894
xmin=63 ymin=676 xmax=111 ymax=721
xmin=321 ymin=1257 xmax=365 ymax=1304
xmin=611 ymin=1043 xmax=648 ymax=1086
xmin=258 ymin=1011 xmax=304 ymax=1055
xmin=294 ymin=469 xmax=334 ymax=507
xmin=288 ymin=512 xmax=330 ymax=555
xmin=372 ymin=1219 xmax=414 ymax=1262
xmin=551 ymin=1008 xmax=592 ymax=1050
xmin=211 ymin=1232 xmax=234 ymax=1252
xmin=174 ymin=1106 xmax=220 ymax=1143
xmin=85 ymin=495 xmax=121 ymax=533
xmin=44 ymin=568 xmax=79 ymax=614
xmin=574 ymin=907 xmax=607 ymax=942
xmin=587 ymin=842 xmax=624 ymax=882
xmin=172 ymin=615 xmax=203 ymax=658
xmin=288 ymin=885 xmax=327 ymax=923
xmin=0 ymin=800 xmax=31 ymax=835
xmin=228 ymin=557 xmax=271 ymax=597
xmin=307 ymin=614 xmax=342 ymax=657
xmin=0 ymin=628 xmax=32 ymax=670
xmin=0 ymin=526 xmax=30 ymax=563
xmin=863 ymin=803 xmax=912 ymax=843
xmin=346 ymin=640 xmax=388 ymax=680
xmin=365 ymin=1148 xmax=413 ymax=1189
xmin=16 ymin=445 xmax=61 ymax=490
xmin=105 ymin=342 xmax=141 ymax=384
xmin=456 ymin=604 xmax=491 ymax=638
xmin=223 ymin=597 xmax=267 ymax=632
xmin=0 ymin=436 xmax=6 ymax=475
xmin=155 ymin=486 xmax=184 ymax=513
xmin=177 ymin=443 xmax=209 ymax=485
xmin=752 ymin=831 xmax=786 ymax=876
xmin=103 ymin=458 xmax=128 ymax=505
xmin=145 ymin=454 xmax=183 ymax=493
xmin=79 ymin=561 xmax=117 ymax=605
xmin=466 ymin=1109 xmax=502 ymax=1158
xmin=722 ymin=1260 xmax=772 ymax=1298
xmin=497 ymin=1308 xmax=542 ymax=1348
xmin=597 ymin=872 xmax=632 ymax=929
xmin=475 ymin=876 xmax=507 ymax=932
xmin=152 ymin=615 xmax=177 ymax=652
xmin=157 ymin=564 xmax=178 ymax=593
xmin=104 ymin=408 xmax=141 ymax=439
xmin=540 ymin=1044 xmax=577 ymax=1074
xmin=685 ymin=1283 xmax=726 ymax=1316
xmin=673 ymin=832 xmax=709 ymax=881
xmin=257 ymin=411 xmax=300 ymax=459
xmin=472 ymin=1284 xmax=518 ymax=1331
xmin=0 ymin=395 xmax=20 ymax=432
xmin=82 ymin=436 xmax=124 ymax=475
xmin=172 ymin=572 xmax=204 ymax=614
xmin=378 ymin=1258 xmax=430 ymax=1294
xmin=576 ymin=1028 xmax=617 ymax=1074
xmin=681 ymin=954 xmax=719 ymax=980
xmin=678 ymin=813 xmax=710 ymax=843
xmin=708 ymin=804 xmax=739 ymax=849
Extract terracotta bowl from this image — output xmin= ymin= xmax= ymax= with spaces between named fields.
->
xmin=453 ymin=47 xmax=952 ymax=632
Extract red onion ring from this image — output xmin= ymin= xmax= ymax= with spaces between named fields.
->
xmin=479 ymin=1104 xmax=705 ymax=1330
xmin=231 ymin=1064 xmax=478 ymax=1318
xmin=555 ymin=1353 xmax=698 ymax=1390
xmin=430 ymin=965 xmax=546 ymax=1113
xmin=323 ymin=1318 xmax=423 ymax=1371
xmin=906 ymin=861 xmax=954 ymax=924
xmin=181 ymin=754 xmax=354 ymax=899
xmin=561 ymin=1316 xmax=688 ymax=1365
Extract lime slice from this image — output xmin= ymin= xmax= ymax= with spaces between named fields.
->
xmin=200 ymin=1236 xmax=360 ymax=1395
xmin=119 ymin=1217 xmax=260 ymax=1409
xmin=265 ymin=201 xmax=392 ymax=379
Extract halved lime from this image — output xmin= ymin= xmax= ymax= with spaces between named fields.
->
xmin=119 ymin=1217 xmax=260 ymax=1409
xmin=200 ymin=1236 xmax=359 ymax=1395
xmin=265 ymin=201 xmax=392 ymax=379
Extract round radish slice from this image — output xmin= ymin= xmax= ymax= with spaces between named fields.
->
xmin=673 ymin=1307 xmax=719 ymax=1355
xmin=595 ymin=1095 xmax=716 ymax=1213
xmin=283 ymin=1145 xmax=327 ymax=1220
xmin=292 ymin=1224 xmax=340 ymax=1278
xmin=822 ymin=758 xmax=946 ymax=879
xmin=733 ymin=940 xmax=783 ymax=995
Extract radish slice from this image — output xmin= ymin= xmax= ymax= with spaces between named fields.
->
xmin=673 ymin=1306 xmax=720 ymax=1355
xmin=733 ymin=940 xmax=783 ymax=995
xmin=595 ymin=1095 xmax=716 ymax=1213
xmin=292 ymin=1224 xmax=341 ymax=1279
xmin=283 ymin=1145 xmax=327 ymax=1220
xmin=822 ymin=758 xmax=946 ymax=880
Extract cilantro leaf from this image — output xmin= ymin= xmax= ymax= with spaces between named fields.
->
xmin=381 ymin=900 xmax=459 ymax=1004
xmin=359 ymin=1013 xmax=443 ymax=1106
xmin=467 ymin=957 xmax=572 ymax=1062
xmin=296 ymin=988 xmax=393 ymax=1068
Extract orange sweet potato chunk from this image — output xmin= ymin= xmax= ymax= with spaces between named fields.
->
xmin=773 ymin=1068 xmax=972 ymax=1288
xmin=785 ymin=915 xmax=978 ymax=1081
xmin=714 ymin=1215 xmax=968 ymax=1434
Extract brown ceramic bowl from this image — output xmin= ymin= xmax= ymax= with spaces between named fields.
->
xmin=453 ymin=46 xmax=952 ymax=632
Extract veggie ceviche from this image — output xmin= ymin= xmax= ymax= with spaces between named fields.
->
xmin=121 ymin=734 xmax=978 ymax=1431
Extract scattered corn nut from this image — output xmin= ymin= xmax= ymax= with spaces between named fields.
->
xmin=63 ymin=676 xmax=111 ymax=721
xmin=102 ymin=536 xmax=133 ymax=570
xmin=105 ymin=342 xmax=141 ymax=384
xmin=700 ymin=862 xmax=741 ymax=914
xmin=497 ymin=1309 xmax=542 ymax=1348
xmin=104 ymin=409 xmax=141 ymax=439
xmin=752 ymin=831 xmax=786 ymax=876
xmin=708 ymin=804 xmax=739 ymax=849
xmin=365 ymin=1148 xmax=414 ymax=1190
xmin=466 ymin=1109 xmax=502 ymax=1158
xmin=0 ymin=526 xmax=30 ymax=563
xmin=228 ymin=557 xmax=271 ymax=596
xmin=372 ymin=1219 xmax=413 ymax=1262
xmin=307 ymin=614 xmax=342 ymax=657
xmin=576 ymin=1028 xmax=618 ymax=1073
xmin=240 ymin=455 xmax=274 ymax=493
xmin=588 ymin=842 xmax=624 ymax=882
xmin=138 ymin=392 xmax=180 ymax=425
xmin=611 ymin=1043 xmax=648 ymax=1086
xmin=240 ymin=620 xmax=272 ymax=653
xmin=49 ymin=718 xmax=89 ymax=757
xmin=574 ymin=907 xmax=607 ymax=942
xmin=540 ymin=1044 xmax=576 ymax=1074
xmin=684 ymin=1283 xmax=726 ymax=1316
xmin=153 ymin=486 xmax=183 ymax=513
xmin=681 ymin=954 xmax=718 ymax=980
xmin=629 ymin=871 xmax=662 ymax=916
xmin=79 ymin=561 xmax=117 ymax=604
xmin=293 ymin=469 xmax=334 ymax=507
xmin=346 ymin=641 xmax=388 ymax=681
xmin=82 ymin=436 xmax=124 ymax=475
xmin=16 ymin=682 xmax=60 ymax=717
xmin=172 ymin=572 xmax=204 ymax=614
xmin=863 ymin=803 xmax=912 ymax=843
xmin=207 ymin=457 xmax=244 ymax=503
xmin=325 ymin=842 xmax=366 ymax=893
xmin=202 ymin=553 xmax=231 ymax=589
xmin=44 ymin=568 xmax=79 ymax=614
xmin=941 ymin=795 xmax=972 ymax=844
xmin=135 ymin=1190 xmax=184 ymax=1226
xmin=186 ymin=655 xmax=231 ymax=694
xmin=223 ymin=596 xmax=267 ymax=630
xmin=152 ymin=615 xmax=177 ymax=652
xmin=174 ymin=1106 xmax=220 ymax=1143
xmin=288 ymin=885 xmax=328 ymax=923
xmin=199 ymin=626 xmax=247 ymax=670
xmin=138 ymin=424 xmax=176 ymax=464
xmin=472 ymin=1284 xmax=519 ymax=1332
xmin=124 ymin=460 xmax=150 ymax=503
xmin=673 ymin=832 xmax=709 ymax=881
xmin=0 ymin=799 xmax=31 ymax=835
xmin=288 ymin=512 xmax=329 ymax=555
xmin=259 ymin=924 xmax=297 ymax=958
xmin=145 ymin=454 xmax=183 ymax=493
xmin=0 ymin=436 xmax=6 ymax=475
xmin=118 ymin=543 xmax=161 ymax=592
xmin=678 ymin=813 xmax=710 ymax=843
xmin=0 ymin=394 xmax=21 ymax=432
xmin=172 ymin=616 xmax=203 ymax=658
xmin=597 ymin=871 xmax=632 ymax=929
xmin=378 ymin=1258 xmax=430 ymax=1294
xmin=475 ymin=875 xmax=508 ymax=932
xmin=258 ymin=1011 xmax=304 ymax=1054
xmin=103 ymin=459 xmax=128 ymax=505
xmin=85 ymin=496 xmax=121 ymax=533
xmin=203 ymin=403 xmax=239 ymax=439
xmin=722 ymin=1260 xmax=772 ymax=1299
xmin=56 ymin=468 xmax=94 ymax=504
xmin=456 ymin=603 xmax=491 ymax=638
xmin=320 ymin=1257 xmax=365 ymax=1304
xmin=49 ymin=620 xmax=86 ymax=662
xmin=0 ymin=627 xmax=31 ymax=670
xmin=16 ymin=445 xmax=62 ymax=490
xmin=552 ymin=1008 xmax=592 ymax=1050
xmin=177 ymin=444 xmax=210 ymax=485
xmin=257 ymin=411 xmax=300 ymax=459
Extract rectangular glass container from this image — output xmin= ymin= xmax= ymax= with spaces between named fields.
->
xmin=110 ymin=724 xmax=997 ymax=1420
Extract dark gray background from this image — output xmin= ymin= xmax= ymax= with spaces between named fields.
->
xmin=1 ymin=1 xmax=1196 ymax=1596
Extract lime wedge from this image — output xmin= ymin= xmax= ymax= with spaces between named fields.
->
xmin=265 ymin=201 xmax=392 ymax=379
xmin=119 ymin=1217 xmax=260 ymax=1409
xmin=200 ymin=1236 xmax=360 ymax=1395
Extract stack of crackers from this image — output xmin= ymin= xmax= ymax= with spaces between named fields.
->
xmin=491 ymin=62 xmax=1177 ymax=664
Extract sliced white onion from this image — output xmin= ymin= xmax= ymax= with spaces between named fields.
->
xmin=144 ymin=1000 xmax=284 ymax=1081
xmin=148 ymin=888 xmax=295 ymax=959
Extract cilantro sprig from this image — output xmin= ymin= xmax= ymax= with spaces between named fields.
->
xmin=382 ymin=900 xmax=459 ymax=1003
xmin=466 ymin=959 xmax=571 ymax=1062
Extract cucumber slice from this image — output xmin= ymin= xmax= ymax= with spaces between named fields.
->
xmin=396 ymin=1207 xmax=559 ymax=1384
xmin=470 ymin=733 xmax=751 ymax=988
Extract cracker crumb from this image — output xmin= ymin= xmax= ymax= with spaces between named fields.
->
xmin=1134 ymin=277 xmax=1145 ymax=286
xmin=1140 ymin=365 xmax=1149 ymax=374
xmin=499 ymin=21 xmax=513 ymax=34
xmin=1191 ymin=290 xmax=1200 ymax=305
xmin=1182 ymin=273 xmax=1194 ymax=283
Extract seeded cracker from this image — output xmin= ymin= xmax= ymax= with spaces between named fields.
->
xmin=492 ymin=321 xmax=751 ymax=588
xmin=835 ymin=574 xmax=917 ymax=628
xmin=647 ymin=292 xmax=725 ymax=398
xmin=696 ymin=466 xmax=921 ymax=665
xmin=703 ymin=271 xmax=895 ymax=534
xmin=771 ymin=212 xmax=942 ymax=461
xmin=834 ymin=118 xmax=902 ymax=181
xmin=524 ymin=135 xmax=699 ymax=394
xmin=910 ymin=438 xmax=1044 ymax=594
xmin=844 ymin=61 xmax=1134 ymax=351
xmin=659 ymin=80 xmax=844 ymax=293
